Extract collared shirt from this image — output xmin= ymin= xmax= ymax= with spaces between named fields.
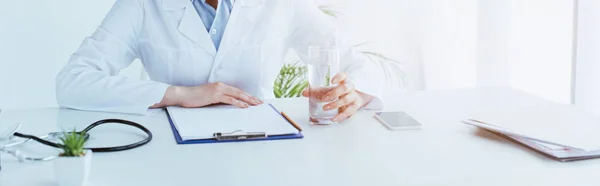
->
xmin=192 ymin=0 xmax=233 ymax=50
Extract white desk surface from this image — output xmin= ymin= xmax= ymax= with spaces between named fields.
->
xmin=1 ymin=87 xmax=599 ymax=186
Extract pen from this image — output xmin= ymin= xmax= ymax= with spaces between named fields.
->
xmin=281 ymin=112 xmax=303 ymax=132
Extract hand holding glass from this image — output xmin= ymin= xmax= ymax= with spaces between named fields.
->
xmin=307 ymin=46 xmax=339 ymax=125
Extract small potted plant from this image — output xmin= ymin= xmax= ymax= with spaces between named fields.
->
xmin=53 ymin=130 xmax=92 ymax=186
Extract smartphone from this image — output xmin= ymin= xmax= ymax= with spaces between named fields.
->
xmin=374 ymin=111 xmax=422 ymax=130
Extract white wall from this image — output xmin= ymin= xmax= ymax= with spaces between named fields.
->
xmin=0 ymin=0 xmax=143 ymax=109
xmin=419 ymin=0 xmax=478 ymax=90
xmin=477 ymin=0 xmax=510 ymax=87
xmin=477 ymin=0 xmax=574 ymax=104
xmin=507 ymin=0 xmax=574 ymax=104
xmin=574 ymin=0 xmax=600 ymax=114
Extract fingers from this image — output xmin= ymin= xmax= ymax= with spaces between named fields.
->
xmin=321 ymin=82 xmax=354 ymax=102
xmin=333 ymin=102 xmax=360 ymax=122
xmin=217 ymin=95 xmax=250 ymax=108
xmin=302 ymin=88 xmax=309 ymax=97
xmin=215 ymin=82 xmax=262 ymax=105
xmin=323 ymin=91 xmax=358 ymax=111
xmin=330 ymin=72 xmax=347 ymax=85
xmin=237 ymin=91 xmax=262 ymax=105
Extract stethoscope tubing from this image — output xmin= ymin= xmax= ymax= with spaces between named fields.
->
xmin=11 ymin=119 xmax=152 ymax=153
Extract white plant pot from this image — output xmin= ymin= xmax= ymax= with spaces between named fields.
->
xmin=53 ymin=150 xmax=92 ymax=186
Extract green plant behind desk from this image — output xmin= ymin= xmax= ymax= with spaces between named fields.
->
xmin=274 ymin=61 xmax=308 ymax=98
xmin=59 ymin=130 xmax=88 ymax=157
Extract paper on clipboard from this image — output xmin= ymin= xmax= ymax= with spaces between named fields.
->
xmin=166 ymin=104 xmax=298 ymax=141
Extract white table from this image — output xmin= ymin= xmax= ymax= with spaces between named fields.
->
xmin=1 ymin=87 xmax=599 ymax=186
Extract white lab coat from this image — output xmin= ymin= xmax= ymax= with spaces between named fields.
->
xmin=56 ymin=0 xmax=391 ymax=115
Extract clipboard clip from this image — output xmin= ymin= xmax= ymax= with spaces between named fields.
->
xmin=213 ymin=130 xmax=267 ymax=141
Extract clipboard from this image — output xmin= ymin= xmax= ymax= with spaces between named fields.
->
xmin=166 ymin=104 xmax=303 ymax=144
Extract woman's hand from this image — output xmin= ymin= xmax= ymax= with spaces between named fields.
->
xmin=302 ymin=72 xmax=374 ymax=122
xmin=152 ymin=82 xmax=262 ymax=108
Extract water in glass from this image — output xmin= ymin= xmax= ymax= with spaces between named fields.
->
xmin=308 ymin=46 xmax=339 ymax=125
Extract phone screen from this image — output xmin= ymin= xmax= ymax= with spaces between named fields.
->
xmin=375 ymin=112 xmax=422 ymax=129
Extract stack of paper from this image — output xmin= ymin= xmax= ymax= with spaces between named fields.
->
xmin=463 ymin=102 xmax=600 ymax=162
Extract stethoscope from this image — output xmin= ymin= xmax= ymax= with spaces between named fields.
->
xmin=0 ymin=119 xmax=153 ymax=163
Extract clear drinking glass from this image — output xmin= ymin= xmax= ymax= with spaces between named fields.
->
xmin=308 ymin=46 xmax=339 ymax=125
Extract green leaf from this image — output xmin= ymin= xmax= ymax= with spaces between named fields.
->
xmin=325 ymin=66 xmax=331 ymax=86
xmin=288 ymin=80 xmax=308 ymax=98
xmin=360 ymin=51 xmax=399 ymax=63
xmin=353 ymin=41 xmax=371 ymax=48
xmin=58 ymin=129 xmax=88 ymax=157
xmin=318 ymin=5 xmax=341 ymax=18
xmin=273 ymin=61 xmax=308 ymax=98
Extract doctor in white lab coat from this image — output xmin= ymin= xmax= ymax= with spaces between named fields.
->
xmin=56 ymin=0 xmax=391 ymax=122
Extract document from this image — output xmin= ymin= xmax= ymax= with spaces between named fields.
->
xmin=466 ymin=102 xmax=600 ymax=152
xmin=479 ymin=129 xmax=600 ymax=161
xmin=167 ymin=104 xmax=298 ymax=140
xmin=510 ymin=135 xmax=600 ymax=159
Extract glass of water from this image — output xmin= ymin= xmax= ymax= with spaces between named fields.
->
xmin=308 ymin=46 xmax=339 ymax=125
